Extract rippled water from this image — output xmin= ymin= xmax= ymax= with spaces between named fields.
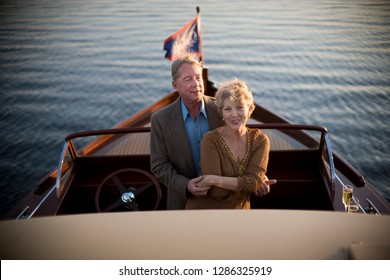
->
xmin=1 ymin=0 xmax=389 ymax=217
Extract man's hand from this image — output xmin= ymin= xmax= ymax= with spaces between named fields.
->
xmin=187 ymin=176 xmax=210 ymax=197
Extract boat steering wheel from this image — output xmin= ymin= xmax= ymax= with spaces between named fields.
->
xmin=95 ymin=168 xmax=161 ymax=212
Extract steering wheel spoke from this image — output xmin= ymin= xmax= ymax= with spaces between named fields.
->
xmin=111 ymin=175 xmax=127 ymax=193
xmin=124 ymin=200 xmax=139 ymax=211
xmin=132 ymin=182 xmax=154 ymax=195
xmin=102 ymin=199 xmax=124 ymax=212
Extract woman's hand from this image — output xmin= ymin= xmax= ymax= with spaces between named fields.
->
xmin=254 ymin=176 xmax=277 ymax=197
xmin=196 ymin=175 xmax=216 ymax=189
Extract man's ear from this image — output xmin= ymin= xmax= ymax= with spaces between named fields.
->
xmin=172 ymin=80 xmax=177 ymax=90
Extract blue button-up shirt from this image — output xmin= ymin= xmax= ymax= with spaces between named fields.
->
xmin=181 ymin=99 xmax=209 ymax=175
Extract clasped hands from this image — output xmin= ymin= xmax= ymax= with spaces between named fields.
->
xmin=188 ymin=175 xmax=276 ymax=197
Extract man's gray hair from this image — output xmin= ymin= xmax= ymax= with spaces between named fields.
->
xmin=171 ymin=54 xmax=203 ymax=81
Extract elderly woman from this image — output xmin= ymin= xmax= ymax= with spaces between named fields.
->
xmin=185 ymin=79 xmax=270 ymax=209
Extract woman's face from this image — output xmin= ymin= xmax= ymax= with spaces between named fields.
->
xmin=222 ymin=98 xmax=250 ymax=132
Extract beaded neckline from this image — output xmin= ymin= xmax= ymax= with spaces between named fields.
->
xmin=216 ymin=129 xmax=251 ymax=176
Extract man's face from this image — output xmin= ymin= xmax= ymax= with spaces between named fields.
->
xmin=172 ymin=63 xmax=204 ymax=106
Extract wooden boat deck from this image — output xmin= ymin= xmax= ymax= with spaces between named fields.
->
xmin=93 ymin=130 xmax=296 ymax=156
xmin=93 ymin=122 xmax=297 ymax=157
xmin=102 ymin=132 xmax=151 ymax=155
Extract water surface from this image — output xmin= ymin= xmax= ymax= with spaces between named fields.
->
xmin=1 ymin=0 xmax=389 ymax=217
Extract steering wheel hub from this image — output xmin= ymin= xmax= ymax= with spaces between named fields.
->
xmin=121 ymin=191 xmax=135 ymax=203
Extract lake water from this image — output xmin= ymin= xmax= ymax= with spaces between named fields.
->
xmin=0 ymin=0 xmax=389 ymax=217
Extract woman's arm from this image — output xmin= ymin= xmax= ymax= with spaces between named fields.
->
xmin=198 ymin=130 xmax=270 ymax=193
xmin=237 ymin=132 xmax=270 ymax=193
xmin=198 ymin=132 xmax=241 ymax=192
xmin=197 ymin=174 xmax=239 ymax=191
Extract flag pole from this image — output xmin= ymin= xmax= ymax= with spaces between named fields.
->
xmin=196 ymin=6 xmax=211 ymax=96
xmin=196 ymin=6 xmax=204 ymax=63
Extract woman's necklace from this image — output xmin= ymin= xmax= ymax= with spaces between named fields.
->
xmin=217 ymin=129 xmax=251 ymax=176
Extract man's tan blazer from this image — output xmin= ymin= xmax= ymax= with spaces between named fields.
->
xmin=150 ymin=95 xmax=223 ymax=209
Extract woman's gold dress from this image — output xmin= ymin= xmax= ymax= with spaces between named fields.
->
xmin=186 ymin=128 xmax=270 ymax=209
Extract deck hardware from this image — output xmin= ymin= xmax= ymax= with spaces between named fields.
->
xmin=365 ymin=198 xmax=381 ymax=215
xmin=15 ymin=206 xmax=30 ymax=220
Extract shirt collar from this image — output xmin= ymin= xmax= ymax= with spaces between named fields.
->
xmin=181 ymin=98 xmax=208 ymax=120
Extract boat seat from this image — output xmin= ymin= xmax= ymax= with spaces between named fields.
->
xmin=251 ymin=149 xmax=333 ymax=210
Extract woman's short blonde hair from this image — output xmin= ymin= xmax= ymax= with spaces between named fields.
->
xmin=215 ymin=79 xmax=255 ymax=117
